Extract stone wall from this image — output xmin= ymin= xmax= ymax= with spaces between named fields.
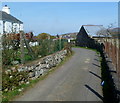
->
xmin=3 ymin=49 xmax=68 ymax=91
xmin=18 ymin=49 xmax=67 ymax=78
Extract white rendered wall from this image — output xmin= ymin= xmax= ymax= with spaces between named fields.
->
xmin=0 ymin=20 xmax=23 ymax=34
xmin=4 ymin=21 xmax=12 ymax=33
xmin=20 ymin=24 xmax=23 ymax=31
xmin=12 ymin=23 xmax=17 ymax=33
xmin=0 ymin=20 xmax=3 ymax=35
xmin=13 ymin=23 xmax=23 ymax=33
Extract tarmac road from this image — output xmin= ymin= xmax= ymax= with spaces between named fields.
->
xmin=15 ymin=47 xmax=103 ymax=101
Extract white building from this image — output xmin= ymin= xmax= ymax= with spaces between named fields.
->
xmin=0 ymin=5 xmax=23 ymax=35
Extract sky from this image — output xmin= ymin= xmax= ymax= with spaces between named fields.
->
xmin=1 ymin=2 xmax=118 ymax=35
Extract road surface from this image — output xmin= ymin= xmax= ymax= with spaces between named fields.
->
xmin=15 ymin=47 xmax=103 ymax=101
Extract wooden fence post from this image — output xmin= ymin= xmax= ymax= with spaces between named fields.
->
xmin=0 ymin=34 xmax=2 ymax=103
xmin=118 ymin=38 xmax=120 ymax=91
xmin=20 ymin=31 xmax=25 ymax=64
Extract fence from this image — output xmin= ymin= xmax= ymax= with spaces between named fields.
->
xmin=103 ymin=38 xmax=120 ymax=74
xmin=102 ymin=36 xmax=120 ymax=93
xmin=2 ymin=32 xmax=68 ymax=70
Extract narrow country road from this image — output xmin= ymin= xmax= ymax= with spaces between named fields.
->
xmin=15 ymin=48 xmax=103 ymax=101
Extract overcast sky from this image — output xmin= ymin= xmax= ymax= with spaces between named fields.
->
xmin=1 ymin=2 xmax=118 ymax=35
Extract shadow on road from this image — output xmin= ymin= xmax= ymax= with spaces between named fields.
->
xmin=94 ymin=58 xmax=100 ymax=62
xmin=95 ymin=54 xmax=100 ymax=57
xmin=116 ymin=90 xmax=120 ymax=95
xmin=109 ymin=70 xmax=117 ymax=73
xmin=84 ymin=84 xmax=103 ymax=101
xmin=92 ymin=63 xmax=101 ymax=68
xmin=89 ymin=71 xmax=102 ymax=80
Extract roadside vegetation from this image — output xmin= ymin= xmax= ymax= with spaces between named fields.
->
xmin=2 ymin=32 xmax=67 ymax=69
xmin=2 ymin=46 xmax=73 ymax=102
xmin=2 ymin=32 xmax=73 ymax=102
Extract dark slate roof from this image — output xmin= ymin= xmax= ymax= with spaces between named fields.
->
xmin=82 ymin=25 xmax=105 ymax=37
xmin=0 ymin=11 xmax=23 ymax=24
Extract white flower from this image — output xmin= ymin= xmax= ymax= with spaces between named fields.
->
xmin=18 ymin=89 xmax=22 ymax=92
xmin=10 ymin=76 xmax=13 ymax=78
xmin=26 ymin=82 xmax=30 ymax=84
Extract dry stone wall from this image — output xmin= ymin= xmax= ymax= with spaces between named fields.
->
xmin=18 ymin=50 xmax=67 ymax=78
xmin=3 ymin=49 xmax=68 ymax=91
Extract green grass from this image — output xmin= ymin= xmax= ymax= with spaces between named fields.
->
xmin=2 ymin=51 xmax=74 ymax=102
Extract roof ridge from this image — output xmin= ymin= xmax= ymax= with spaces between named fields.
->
xmin=0 ymin=10 xmax=23 ymax=24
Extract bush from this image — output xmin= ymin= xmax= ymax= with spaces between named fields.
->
xmin=2 ymin=34 xmax=68 ymax=68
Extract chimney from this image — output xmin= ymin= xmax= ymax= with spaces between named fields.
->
xmin=2 ymin=5 xmax=10 ymax=14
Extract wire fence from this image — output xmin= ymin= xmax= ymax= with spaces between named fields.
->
xmin=2 ymin=32 xmax=68 ymax=70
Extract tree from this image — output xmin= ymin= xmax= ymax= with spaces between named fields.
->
xmin=37 ymin=33 xmax=56 ymax=40
xmin=50 ymin=35 xmax=56 ymax=39
xmin=37 ymin=33 xmax=51 ymax=40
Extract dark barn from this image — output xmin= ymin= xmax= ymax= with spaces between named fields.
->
xmin=76 ymin=25 xmax=104 ymax=49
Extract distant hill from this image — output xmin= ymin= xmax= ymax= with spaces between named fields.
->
xmin=108 ymin=28 xmax=120 ymax=37
xmin=109 ymin=28 xmax=120 ymax=33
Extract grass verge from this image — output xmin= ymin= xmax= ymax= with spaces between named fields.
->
xmin=73 ymin=46 xmax=100 ymax=54
xmin=2 ymin=51 xmax=74 ymax=102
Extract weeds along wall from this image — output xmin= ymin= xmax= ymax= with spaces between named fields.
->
xmin=2 ymin=32 xmax=72 ymax=96
xmin=2 ymin=49 xmax=69 ymax=92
